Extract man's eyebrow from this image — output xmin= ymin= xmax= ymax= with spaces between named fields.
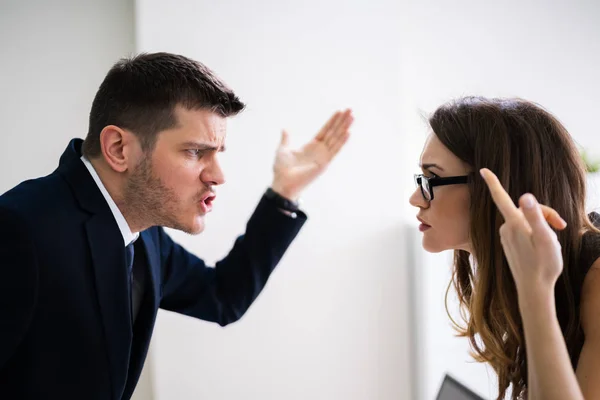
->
xmin=181 ymin=141 xmax=226 ymax=152
xmin=420 ymin=163 xmax=445 ymax=172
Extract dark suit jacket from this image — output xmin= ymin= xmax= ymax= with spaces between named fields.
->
xmin=0 ymin=139 xmax=306 ymax=399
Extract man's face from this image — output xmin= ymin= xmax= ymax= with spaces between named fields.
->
xmin=124 ymin=106 xmax=226 ymax=234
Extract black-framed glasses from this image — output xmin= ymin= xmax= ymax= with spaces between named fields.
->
xmin=414 ymin=173 xmax=469 ymax=202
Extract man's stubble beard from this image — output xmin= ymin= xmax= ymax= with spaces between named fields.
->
xmin=122 ymin=154 xmax=198 ymax=234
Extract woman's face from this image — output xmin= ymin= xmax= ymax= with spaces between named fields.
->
xmin=409 ymin=133 xmax=472 ymax=253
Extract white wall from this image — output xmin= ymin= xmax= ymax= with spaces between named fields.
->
xmin=137 ymin=0 xmax=600 ymax=398
xmin=0 ymin=1 xmax=154 ymax=399
xmin=4 ymin=1 xmax=598 ymax=399
xmin=399 ymin=0 xmax=600 ymax=155
xmin=136 ymin=1 xmax=413 ymax=399
xmin=0 ymin=0 xmax=135 ymax=193
xmin=400 ymin=1 xmax=600 ymax=399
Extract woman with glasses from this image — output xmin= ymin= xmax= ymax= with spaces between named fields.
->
xmin=409 ymin=96 xmax=600 ymax=400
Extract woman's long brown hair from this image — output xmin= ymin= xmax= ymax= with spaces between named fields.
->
xmin=429 ymin=96 xmax=597 ymax=399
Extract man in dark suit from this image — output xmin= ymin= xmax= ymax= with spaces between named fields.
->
xmin=0 ymin=52 xmax=353 ymax=399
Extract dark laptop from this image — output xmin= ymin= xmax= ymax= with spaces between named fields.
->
xmin=436 ymin=374 xmax=486 ymax=400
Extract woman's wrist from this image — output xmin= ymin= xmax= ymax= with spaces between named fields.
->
xmin=517 ymin=284 xmax=556 ymax=318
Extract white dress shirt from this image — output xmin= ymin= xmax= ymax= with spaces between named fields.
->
xmin=80 ymin=156 xmax=139 ymax=247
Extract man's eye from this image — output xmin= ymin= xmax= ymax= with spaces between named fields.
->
xmin=187 ymin=149 xmax=204 ymax=158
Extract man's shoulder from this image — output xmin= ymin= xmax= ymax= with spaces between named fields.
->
xmin=0 ymin=171 xmax=71 ymax=222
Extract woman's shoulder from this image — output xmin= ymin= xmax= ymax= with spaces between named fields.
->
xmin=581 ymin=212 xmax=600 ymax=271
xmin=588 ymin=211 xmax=600 ymax=227
xmin=579 ymin=213 xmax=600 ymax=338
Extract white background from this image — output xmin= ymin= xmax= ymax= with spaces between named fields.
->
xmin=1 ymin=0 xmax=599 ymax=398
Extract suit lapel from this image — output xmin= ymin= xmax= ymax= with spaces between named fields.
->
xmin=86 ymin=215 xmax=133 ymax=399
xmin=139 ymin=230 xmax=161 ymax=312
xmin=58 ymin=139 xmax=134 ymax=399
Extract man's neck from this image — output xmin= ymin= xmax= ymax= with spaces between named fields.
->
xmin=84 ymin=156 xmax=143 ymax=240
xmin=88 ymin=157 xmax=123 ymax=205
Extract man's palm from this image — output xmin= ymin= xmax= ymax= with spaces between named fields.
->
xmin=271 ymin=109 xmax=353 ymax=200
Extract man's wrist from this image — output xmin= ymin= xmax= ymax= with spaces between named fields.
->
xmin=270 ymin=181 xmax=301 ymax=202
xmin=265 ymin=187 xmax=301 ymax=212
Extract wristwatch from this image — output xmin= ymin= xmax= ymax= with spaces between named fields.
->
xmin=265 ymin=187 xmax=300 ymax=212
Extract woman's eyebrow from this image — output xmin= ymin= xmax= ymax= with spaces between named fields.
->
xmin=420 ymin=163 xmax=445 ymax=172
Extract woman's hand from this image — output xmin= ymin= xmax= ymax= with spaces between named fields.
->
xmin=480 ymin=168 xmax=564 ymax=294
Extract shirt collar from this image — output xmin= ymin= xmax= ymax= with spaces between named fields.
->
xmin=80 ymin=155 xmax=139 ymax=247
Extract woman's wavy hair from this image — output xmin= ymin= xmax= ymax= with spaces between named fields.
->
xmin=429 ymin=96 xmax=597 ymax=399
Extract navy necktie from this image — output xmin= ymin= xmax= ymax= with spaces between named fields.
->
xmin=125 ymin=242 xmax=134 ymax=282
xmin=125 ymin=242 xmax=143 ymax=323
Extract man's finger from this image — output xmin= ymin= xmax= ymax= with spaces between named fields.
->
xmin=326 ymin=112 xmax=354 ymax=147
xmin=323 ymin=109 xmax=352 ymax=143
xmin=316 ymin=111 xmax=342 ymax=141
xmin=520 ymin=194 xmax=555 ymax=241
xmin=328 ymin=131 xmax=350 ymax=157
xmin=279 ymin=130 xmax=290 ymax=147
xmin=480 ymin=168 xmax=520 ymax=221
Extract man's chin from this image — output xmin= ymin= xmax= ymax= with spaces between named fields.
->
xmin=184 ymin=219 xmax=205 ymax=235
xmin=189 ymin=216 xmax=206 ymax=235
xmin=189 ymin=225 xmax=205 ymax=235
xmin=165 ymin=216 xmax=205 ymax=235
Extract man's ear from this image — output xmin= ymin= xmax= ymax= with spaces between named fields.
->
xmin=99 ymin=125 xmax=137 ymax=173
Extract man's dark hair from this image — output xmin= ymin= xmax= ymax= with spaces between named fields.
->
xmin=82 ymin=52 xmax=245 ymax=158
